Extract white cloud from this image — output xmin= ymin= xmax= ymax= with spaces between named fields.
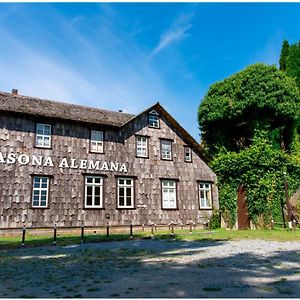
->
xmin=150 ymin=12 xmax=194 ymax=58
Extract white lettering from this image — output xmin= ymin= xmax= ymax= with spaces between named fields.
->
xmin=70 ymin=159 xmax=78 ymax=169
xmin=110 ymin=162 xmax=119 ymax=172
xmin=119 ymin=163 xmax=128 ymax=173
xmin=100 ymin=161 xmax=109 ymax=171
xmin=88 ymin=160 xmax=100 ymax=170
xmin=18 ymin=154 xmax=30 ymax=165
xmin=79 ymin=160 xmax=87 ymax=169
xmin=31 ymin=155 xmax=43 ymax=166
xmin=0 ymin=152 xmax=5 ymax=163
xmin=43 ymin=157 xmax=54 ymax=167
xmin=59 ymin=158 xmax=69 ymax=168
xmin=7 ymin=153 xmax=16 ymax=164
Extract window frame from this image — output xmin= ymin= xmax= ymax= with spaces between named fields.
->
xmin=116 ymin=177 xmax=135 ymax=209
xmin=31 ymin=175 xmax=51 ymax=209
xmin=160 ymin=139 xmax=173 ymax=161
xmin=135 ymin=135 xmax=149 ymax=158
xmin=184 ymin=146 xmax=192 ymax=163
xmin=35 ymin=123 xmax=52 ymax=149
xmin=161 ymin=179 xmax=178 ymax=210
xmin=90 ymin=130 xmax=105 ymax=154
xmin=198 ymin=181 xmax=213 ymax=210
xmin=148 ymin=110 xmax=160 ymax=129
xmin=84 ymin=175 xmax=104 ymax=209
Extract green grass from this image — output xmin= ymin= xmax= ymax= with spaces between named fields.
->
xmin=0 ymin=228 xmax=299 ymax=249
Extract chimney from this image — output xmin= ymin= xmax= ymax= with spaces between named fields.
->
xmin=12 ymin=89 xmax=18 ymax=95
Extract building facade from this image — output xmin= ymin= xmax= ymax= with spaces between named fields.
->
xmin=0 ymin=91 xmax=218 ymax=228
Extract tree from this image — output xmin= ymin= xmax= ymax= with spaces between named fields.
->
xmin=286 ymin=41 xmax=300 ymax=89
xmin=279 ymin=40 xmax=290 ymax=71
xmin=198 ymin=63 xmax=300 ymax=156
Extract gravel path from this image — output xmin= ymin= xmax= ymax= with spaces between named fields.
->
xmin=1 ymin=239 xmax=300 ymax=298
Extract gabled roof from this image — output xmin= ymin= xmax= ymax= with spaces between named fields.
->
xmin=121 ymin=102 xmax=208 ymax=162
xmin=0 ymin=91 xmax=134 ymax=127
xmin=0 ymin=90 xmax=208 ymax=162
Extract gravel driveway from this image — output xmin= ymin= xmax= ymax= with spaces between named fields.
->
xmin=1 ymin=239 xmax=300 ymax=298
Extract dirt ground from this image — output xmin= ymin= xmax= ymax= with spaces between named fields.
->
xmin=0 ymin=239 xmax=300 ymax=298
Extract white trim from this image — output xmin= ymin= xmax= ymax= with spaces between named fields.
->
xmin=35 ymin=123 xmax=51 ymax=148
xmin=199 ymin=182 xmax=212 ymax=209
xmin=32 ymin=176 xmax=49 ymax=207
xmin=162 ymin=180 xmax=177 ymax=209
xmin=84 ymin=176 xmax=103 ymax=208
xmin=117 ymin=177 xmax=134 ymax=208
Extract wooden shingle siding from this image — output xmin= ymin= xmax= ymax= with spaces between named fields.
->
xmin=0 ymin=94 xmax=218 ymax=228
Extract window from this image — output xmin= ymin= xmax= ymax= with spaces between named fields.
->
xmin=90 ymin=130 xmax=104 ymax=153
xmin=184 ymin=146 xmax=192 ymax=162
xmin=161 ymin=139 xmax=172 ymax=160
xmin=117 ymin=178 xmax=134 ymax=208
xmin=32 ymin=176 xmax=49 ymax=208
xmin=148 ymin=110 xmax=159 ymax=128
xmin=84 ymin=176 xmax=103 ymax=208
xmin=35 ymin=123 xmax=51 ymax=148
xmin=162 ymin=180 xmax=177 ymax=209
xmin=136 ymin=136 xmax=148 ymax=158
xmin=199 ymin=182 xmax=212 ymax=209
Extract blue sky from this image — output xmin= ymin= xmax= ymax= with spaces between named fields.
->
xmin=1 ymin=3 xmax=300 ymax=140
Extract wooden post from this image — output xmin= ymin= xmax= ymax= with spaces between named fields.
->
xmin=106 ymin=225 xmax=110 ymax=238
xmin=81 ymin=222 xmax=85 ymax=243
xmin=271 ymin=219 xmax=274 ymax=230
xmin=151 ymin=222 xmax=154 ymax=237
xmin=21 ymin=225 xmax=26 ymax=246
xmin=53 ymin=224 xmax=57 ymax=246
xmin=171 ymin=222 xmax=174 ymax=236
xmin=293 ymin=219 xmax=296 ymax=231
xmin=142 ymin=224 xmax=145 ymax=232
xmin=189 ymin=221 xmax=193 ymax=233
xmin=130 ymin=224 xmax=133 ymax=239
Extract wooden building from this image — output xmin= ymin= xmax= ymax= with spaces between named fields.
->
xmin=0 ymin=90 xmax=218 ymax=229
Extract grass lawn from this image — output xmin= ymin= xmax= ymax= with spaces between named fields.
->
xmin=1 ymin=227 xmax=300 ymax=249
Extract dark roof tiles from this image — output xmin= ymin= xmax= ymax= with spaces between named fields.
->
xmin=0 ymin=92 xmax=134 ymax=127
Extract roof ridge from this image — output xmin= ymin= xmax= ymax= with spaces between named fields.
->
xmin=0 ymin=91 xmax=135 ymax=117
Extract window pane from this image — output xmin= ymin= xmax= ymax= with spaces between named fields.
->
xmin=40 ymin=201 xmax=47 ymax=207
xmin=95 ymin=177 xmax=101 ymax=184
xmin=86 ymin=196 xmax=92 ymax=206
xmin=119 ymin=196 xmax=124 ymax=206
xmin=119 ymin=179 xmax=124 ymax=185
xmin=119 ymin=188 xmax=124 ymax=197
xmin=126 ymin=187 xmax=131 ymax=197
xmin=95 ymin=186 xmax=101 ymax=196
xmin=33 ymin=200 xmax=39 ymax=206
xmin=94 ymin=196 xmax=101 ymax=206
xmin=126 ymin=197 xmax=132 ymax=207
xmin=87 ymin=186 xmax=93 ymax=196
xmin=86 ymin=177 xmax=93 ymax=184
xmin=126 ymin=180 xmax=132 ymax=185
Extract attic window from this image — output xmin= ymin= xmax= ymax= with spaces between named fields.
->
xmin=148 ymin=110 xmax=159 ymax=128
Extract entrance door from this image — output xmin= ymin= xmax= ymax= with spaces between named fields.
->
xmin=237 ymin=184 xmax=250 ymax=229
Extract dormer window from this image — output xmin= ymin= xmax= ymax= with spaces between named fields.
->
xmin=90 ymin=130 xmax=104 ymax=153
xmin=35 ymin=123 xmax=51 ymax=148
xmin=148 ymin=110 xmax=160 ymax=128
xmin=184 ymin=146 xmax=192 ymax=162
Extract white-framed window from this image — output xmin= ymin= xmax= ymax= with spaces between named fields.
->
xmin=148 ymin=110 xmax=159 ymax=128
xmin=199 ymin=182 xmax=212 ymax=209
xmin=162 ymin=180 xmax=177 ymax=209
xmin=90 ymin=130 xmax=104 ymax=153
xmin=184 ymin=146 xmax=192 ymax=162
xmin=32 ymin=176 xmax=49 ymax=208
xmin=136 ymin=136 xmax=148 ymax=158
xmin=35 ymin=123 xmax=51 ymax=148
xmin=161 ymin=139 xmax=172 ymax=160
xmin=117 ymin=178 xmax=134 ymax=209
xmin=84 ymin=176 xmax=103 ymax=208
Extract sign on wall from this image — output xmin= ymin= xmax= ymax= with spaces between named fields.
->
xmin=0 ymin=152 xmax=128 ymax=173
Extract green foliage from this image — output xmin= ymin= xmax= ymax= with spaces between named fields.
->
xmin=198 ymin=63 xmax=300 ymax=156
xmin=209 ymin=209 xmax=221 ymax=229
xmin=286 ymin=41 xmax=300 ymax=89
xmin=279 ymin=40 xmax=290 ymax=71
xmin=210 ymin=132 xmax=300 ymax=227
